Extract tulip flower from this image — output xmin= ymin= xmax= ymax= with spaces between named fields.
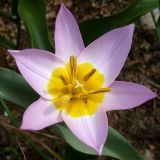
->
xmin=8 ymin=3 xmax=157 ymax=155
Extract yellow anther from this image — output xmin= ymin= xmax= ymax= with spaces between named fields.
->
xmin=80 ymin=94 xmax=88 ymax=103
xmin=88 ymin=88 xmax=111 ymax=94
xmin=70 ymin=56 xmax=77 ymax=79
xmin=83 ymin=69 xmax=96 ymax=81
xmin=60 ymin=75 xmax=68 ymax=85
xmin=56 ymin=95 xmax=71 ymax=106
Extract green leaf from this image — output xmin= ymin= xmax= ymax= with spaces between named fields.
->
xmin=0 ymin=68 xmax=38 ymax=108
xmin=80 ymin=0 xmax=159 ymax=45
xmin=55 ymin=124 xmax=144 ymax=160
xmin=18 ymin=0 xmax=54 ymax=51
xmin=0 ymin=35 xmax=16 ymax=49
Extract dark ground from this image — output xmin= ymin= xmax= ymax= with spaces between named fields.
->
xmin=0 ymin=0 xmax=160 ymax=160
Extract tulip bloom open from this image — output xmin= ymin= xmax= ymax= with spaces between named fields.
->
xmin=9 ymin=4 xmax=157 ymax=155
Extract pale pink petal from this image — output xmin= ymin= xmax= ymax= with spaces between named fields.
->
xmin=8 ymin=49 xmax=64 ymax=99
xmin=103 ymin=81 xmax=157 ymax=111
xmin=55 ymin=3 xmax=84 ymax=61
xmin=78 ymin=24 xmax=134 ymax=87
xmin=21 ymin=97 xmax=62 ymax=130
xmin=62 ymin=108 xmax=108 ymax=155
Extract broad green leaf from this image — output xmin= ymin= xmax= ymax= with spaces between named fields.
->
xmin=55 ymin=124 xmax=144 ymax=160
xmin=18 ymin=0 xmax=53 ymax=51
xmin=80 ymin=0 xmax=159 ymax=44
xmin=0 ymin=68 xmax=38 ymax=108
xmin=0 ymin=35 xmax=16 ymax=49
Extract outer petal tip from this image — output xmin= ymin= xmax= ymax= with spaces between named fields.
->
xmin=59 ymin=3 xmax=69 ymax=19
xmin=20 ymin=120 xmax=35 ymax=131
xmin=60 ymin=2 xmax=66 ymax=9
xmin=20 ymin=124 xmax=25 ymax=130
xmin=149 ymin=91 xmax=157 ymax=99
xmin=20 ymin=121 xmax=42 ymax=131
xmin=59 ymin=2 xmax=70 ymax=18
xmin=20 ymin=122 xmax=31 ymax=130
xmin=20 ymin=115 xmax=41 ymax=130
xmin=143 ymin=85 xmax=157 ymax=101
xmin=8 ymin=49 xmax=20 ymax=57
xmin=124 ymin=23 xmax=135 ymax=31
xmin=96 ymin=143 xmax=104 ymax=156
xmin=124 ymin=23 xmax=135 ymax=35
xmin=129 ymin=23 xmax=135 ymax=29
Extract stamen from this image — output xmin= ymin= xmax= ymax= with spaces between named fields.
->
xmin=83 ymin=69 xmax=96 ymax=82
xmin=80 ymin=94 xmax=88 ymax=103
xmin=70 ymin=56 xmax=77 ymax=79
xmin=56 ymin=95 xmax=71 ymax=106
xmin=88 ymin=88 xmax=111 ymax=94
xmin=60 ymin=75 xmax=68 ymax=85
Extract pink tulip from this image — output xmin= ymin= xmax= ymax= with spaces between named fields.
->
xmin=8 ymin=3 xmax=157 ymax=155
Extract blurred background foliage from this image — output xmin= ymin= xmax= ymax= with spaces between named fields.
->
xmin=0 ymin=0 xmax=159 ymax=160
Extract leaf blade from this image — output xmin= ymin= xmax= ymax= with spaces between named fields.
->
xmin=18 ymin=0 xmax=54 ymax=51
xmin=0 ymin=68 xmax=38 ymax=108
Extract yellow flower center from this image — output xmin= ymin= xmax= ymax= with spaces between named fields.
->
xmin=47 ymin=56 xmax=111 ymax=118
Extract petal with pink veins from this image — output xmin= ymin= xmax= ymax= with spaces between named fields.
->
xmin=55 ymin=3 xmax=84 ymax=61
xmin=8 ymin=49 xmax=64 ymax=99
xmin=78 ymin=24 xmax=135 ymax=87
xmin=103 ymin=81 xmax=157 ymax=111
xmin=20 ymin=97 xmax=62 ymax=130
xmin=62 ymin=108 xmax=108 ymax=155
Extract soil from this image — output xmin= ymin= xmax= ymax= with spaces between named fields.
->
xmin=0 ymin=0 xmax=159 ymax=160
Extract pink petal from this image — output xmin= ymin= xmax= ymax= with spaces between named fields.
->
xmin=21 ymin=97 xmax=62 ymax=130
xmin=55 ymin=3 xmax=84 ymax=61
xmin=103 ymin=81 xmax=157 ymax=111
xmin=78 ymin=24 xmax=135 ymax=87
xmin=8 ymin=49 xmax=64 ymax=99
xmin=62 ymin=108 xmax=108 ymax=155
